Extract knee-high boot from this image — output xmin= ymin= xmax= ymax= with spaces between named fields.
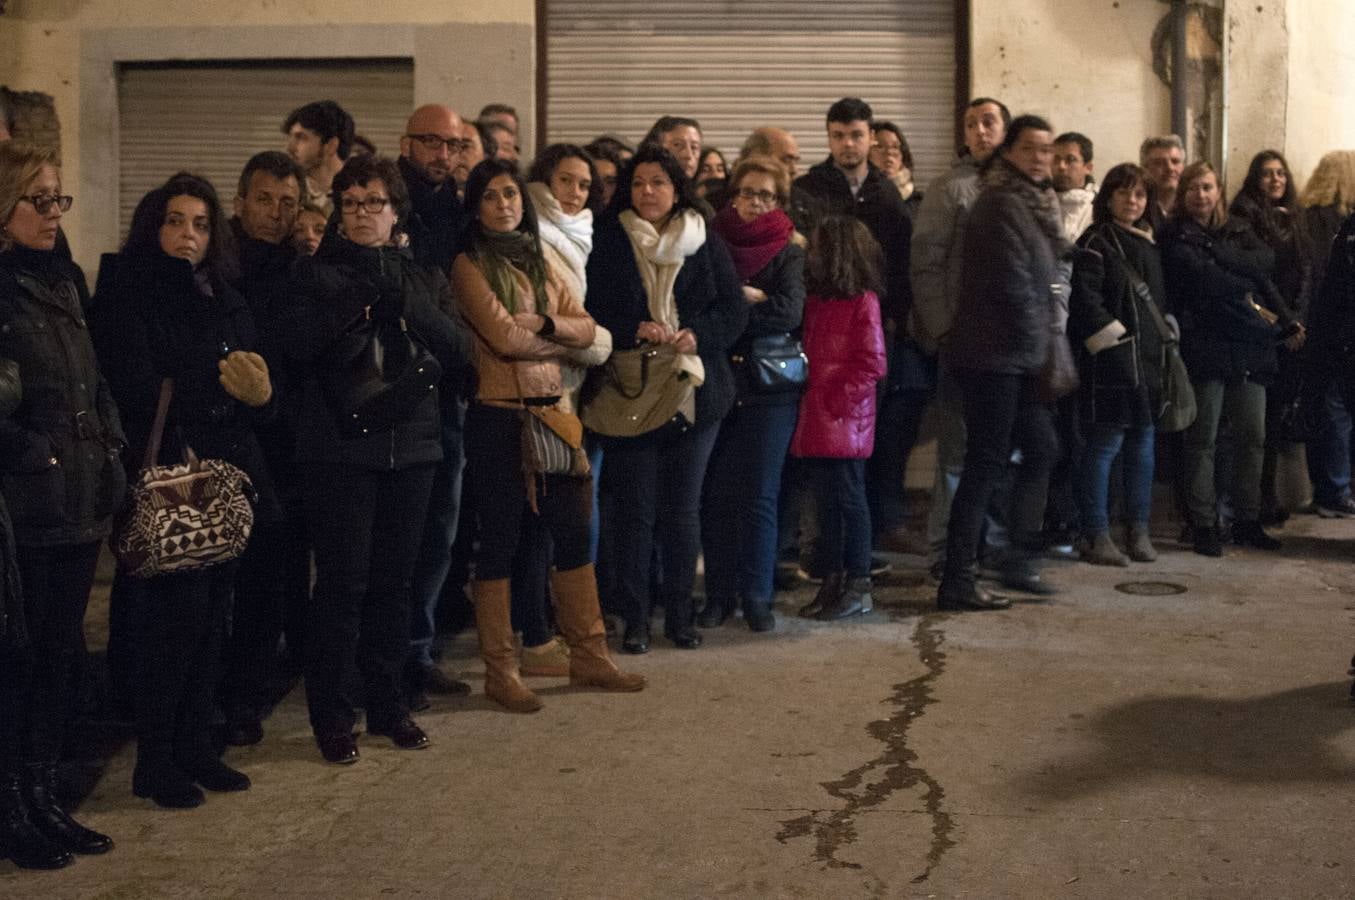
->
xmin=472 ymin=579 xmax=542 ymax=713
xmin=550 ymin=564 xmax=645 ymax=692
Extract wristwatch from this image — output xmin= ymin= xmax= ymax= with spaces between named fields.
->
xmin=537 ymin=314 xmax=556 ymax=337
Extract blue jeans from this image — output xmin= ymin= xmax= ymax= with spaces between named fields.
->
xmin=602 ymin=421 xmax=721 ymax=625
xmin=806 ymin=458 xmax=873 ymax=578
xmin=1076 ymin=423 xmax=1155 ymax=533
xmin=408 ymin=402 xmax=466 ymax=669
xmin=1306 ymin=381 xmax=1352 ymax=505
xmin=701 ymin=401 xmax=798 ymax=606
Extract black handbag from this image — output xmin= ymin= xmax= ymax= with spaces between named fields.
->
xmin=734 ymin=333 xmax=808 ymax=395
xmin=320 ymin=304 xmax=442 ymax=437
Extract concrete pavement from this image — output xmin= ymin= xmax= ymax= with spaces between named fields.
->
xmin=4 ymin=514 xmax=1355 ymax=898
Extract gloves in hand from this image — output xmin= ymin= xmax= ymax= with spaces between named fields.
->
xmin=218 ymin=351 xmax=273 ymax=408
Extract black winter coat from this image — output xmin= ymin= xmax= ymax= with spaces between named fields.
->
xmin=1228 ymin=192 xmax=1311 ymax=320
xmin=1160 ymin=217 xmax=1289 ymax=385
xmin=790 ymin=159 xmax=912 ymax=325
xmin=1068 ymin=223 xmax=1168 ymax=428
xmin=399 ymin=155 xmax=469 ymax=276
xmin=0 ymin=245 xmax=127 ymax=547
xmin=944 ymin=180 xmax=1060 ymax=375
xmin=0 ymin=358 xmax=25 ymax=649
xmin=90 ymin=251 xmax=280 ymax=522
xmin=273 ymin=236 xmax=471 ymax=471
xmin=1308 ymin=211 xmax=1355 ymax=377
xmin=731 ymin=241 xmax=806 ymax=406
xmin=585 ymin=214 xmax=749 ymax=430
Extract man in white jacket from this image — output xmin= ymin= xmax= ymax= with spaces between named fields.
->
xmin=1053 ymin=132 xmax=1097 ymax=241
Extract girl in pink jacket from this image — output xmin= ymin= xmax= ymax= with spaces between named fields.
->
xmin=790 ymin=215 xmax=888 ymax=621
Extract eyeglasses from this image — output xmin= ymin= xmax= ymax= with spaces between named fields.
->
xmin=19 ymin=194 xmax=74 ymax=215
xmin=406 ymin=133 xmax=473 ymax=154
xmin=736 ymin=187 xmax=778 ymax=207
xmin=340 ymin=196 xmax=391 ymax=214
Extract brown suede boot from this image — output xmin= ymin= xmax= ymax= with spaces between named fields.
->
xmin=472 ymin=579 xmax=543 ymax=713
xmin=550 ymin=564 xmax=646 ymax=692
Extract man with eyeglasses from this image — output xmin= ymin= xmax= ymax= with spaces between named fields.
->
xmin=397 ymin=104 xmax=476 ymax=709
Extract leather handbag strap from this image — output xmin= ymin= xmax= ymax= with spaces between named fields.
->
xmin=1106 ymin=228 xmax=1176 ymax=345
xmin=143 ymin=378 xmax=174 ymax=470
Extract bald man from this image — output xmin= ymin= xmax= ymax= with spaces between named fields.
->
xmin=739 ymin=126 xmax=803 ymax=179
xmin=399 ymin=104 xmax=475 ymax=707
xmin=399 ymin=104 xmax=469 ymax=272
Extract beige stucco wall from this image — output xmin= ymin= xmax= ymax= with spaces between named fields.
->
xmin=969 ymin=0 xmax=1171 ymax=177
xmin=1283 ymin=0 xmax=1355 ymax=190
xmin=0 ymin=0 xmax=534 ymax=271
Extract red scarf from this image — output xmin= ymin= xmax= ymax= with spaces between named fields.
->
xmin=713 ymin=205 xmax=795 ymax=281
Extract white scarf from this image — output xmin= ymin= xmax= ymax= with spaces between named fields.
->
xmin=527 ymin=182 xmax=593 ymax=297
xmin=618 ymin=208 xmax=707 ymax=385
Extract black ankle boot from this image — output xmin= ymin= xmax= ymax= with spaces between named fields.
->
xmin=937 ymin=566 xmax=1012 ymax=611
xmin=22 ymin=764 xmax=113 ymax=855
xmin=697 ymin=597 xmax=731 ymax=629
xmin=1232 ymin=520 xmax=1282 ymax=550
xmin=663 ymin=597 xmax=703 ymax=649
xmin=132 ymin=759 xmax=204 ymax=809
xmin=177 ymin=756 xmax=250 ymax=793
xmin=798 ymin=572 xmax=843 ymax=618
xmin=0 ymin=771 xmax=72 ymax=869
xmin=741 ymin=597 xmax=776 ymax=633
xmin=816 ymin=576 xmax=874 ymax=621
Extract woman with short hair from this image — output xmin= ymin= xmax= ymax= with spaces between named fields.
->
xmin=699 ymin=156 xmax=805 ymax=632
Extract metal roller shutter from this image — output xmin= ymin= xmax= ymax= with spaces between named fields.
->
xmin=545 ymin=1 xmax=957 ymax=184
xmin=117 ymin=59 xmax=414 ymax=237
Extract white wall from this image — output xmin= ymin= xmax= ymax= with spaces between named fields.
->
xmin=969 ymin=0 xmax=1171 ymax=176
xmin=1283 ymin=0 xmax=1355 ymax=190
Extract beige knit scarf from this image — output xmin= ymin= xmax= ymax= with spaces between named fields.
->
xmin=618 ymin=208 xmax=706 ymax=386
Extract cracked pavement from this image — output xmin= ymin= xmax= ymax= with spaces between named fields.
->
xmin=5 ymin=514 xmax=1355 ymax=898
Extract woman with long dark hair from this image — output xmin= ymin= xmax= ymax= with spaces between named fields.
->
xmin=92 ymin=171 xmax=273 ymax=808
xmin=1068 ymin=163 xmax=1168 ymax=566
xmin=1229 ymin=150 xmax=1311 ymax=524
xmin=453 ymin=158 xmax=643 ymax=711
xmin=585 ymin=144 xmax=747 ymax=652
xmin=0 ymin=142 xmax=125 ymax=864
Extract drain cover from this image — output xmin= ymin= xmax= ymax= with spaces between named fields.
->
xmin=1114 ymin=580 xmax=1188 ymax=596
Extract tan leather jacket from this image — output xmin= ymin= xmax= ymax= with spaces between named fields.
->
xmin=451 ymin=253 xmax=596 ymax=404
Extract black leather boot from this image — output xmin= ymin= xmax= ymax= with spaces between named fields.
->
xmin=798 ymin=572 xmax=843 ymax=618
xmin=816 ymin=577 xmax=874 ymax=620
xmin=22 ymin=764 xmax=112 ymax=855
xmin=937 ymin=566 xmax=1012 ymax=611
xmin=663 ymin=596 xmax=702 ymax=649
xmin=741 ymin=596 xmax=776 ymax=633
xmin=0 ymin=771 xmax=72 ymax=869
xmin=697 ymin=597 xmax=732 ymax=629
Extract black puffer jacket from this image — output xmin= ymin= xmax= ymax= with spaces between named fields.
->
xmin=91 ymin=251 xmax=280 ymax=523
xmin=274 ymin=236 xmax=471 ymax=470
xmin=585 ymin=214 xmax=749 ymax=430
xmin=790 ymin=159 xmax=912 ymax=324
xmin=0 ymin=245 xmax=126 ymax=547
xmin=1069 ymin=223 xmax=1168 ymax=428
xmin=944 ymin=164 xmax=1062 ymax=375
xmin=1161 ymin=217 xmax=1289 ymax=385
xmin=1308 ymin=211 xmax=1355 ymax=376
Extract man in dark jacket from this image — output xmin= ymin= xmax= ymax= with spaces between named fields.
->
xmin=222 ymin=151 xmax=307 ymax=746
xmin=398 ymin=104 xmax=476 ymax=704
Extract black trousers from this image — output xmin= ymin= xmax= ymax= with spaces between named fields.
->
xmin=134 ymin=560 xmax=238 ymax=767
xmin=945 ymin=370 xmax=1057 ymax=577
xmin=304 ymin=462 xmax=434 ymax=736
xmin=222 ymin=516 xmax=309 ymax=718
xmin=0 ymin=541 xmax=100 ymax=770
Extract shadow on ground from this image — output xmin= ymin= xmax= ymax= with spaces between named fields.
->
xmin=1014 ymin=681 xmax=1355 ymax=802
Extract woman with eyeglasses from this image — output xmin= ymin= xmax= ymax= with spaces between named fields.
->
xmin=698 ymin=156 xmax=805 ymax=632
xmin=273 ymin=155 xmax=469 ymax=765
xmin=92 ymin=172 xmax=276 ymax=810
xmin=0 ymin=142 xmax=125 ymax=866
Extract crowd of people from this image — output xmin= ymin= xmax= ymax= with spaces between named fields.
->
xmin=2 ymin=88 xmax=1355 ymax=870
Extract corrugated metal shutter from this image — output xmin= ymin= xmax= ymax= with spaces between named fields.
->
xmin=546 ymin=1 xmax=956 ymax=185
xmin=117 ymin=59 xmax=414 ymax=238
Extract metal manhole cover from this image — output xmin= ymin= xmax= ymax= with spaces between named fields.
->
xmin=1115 ymin=581 xmax=1188 ymax=596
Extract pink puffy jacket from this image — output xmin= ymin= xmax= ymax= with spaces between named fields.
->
xmin=789 ymin=291 xmax=887 ymax=459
